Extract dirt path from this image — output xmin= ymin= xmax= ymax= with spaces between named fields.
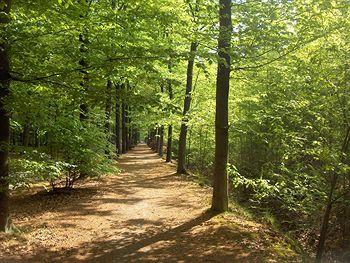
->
xmin=0 ymin=144 xmax=299 ymax=262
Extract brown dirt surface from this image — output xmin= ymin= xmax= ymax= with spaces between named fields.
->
xmin=0 ymin=144 xmax=301 ymax=262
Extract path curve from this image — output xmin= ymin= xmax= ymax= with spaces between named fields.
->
xmin=0 ymin=144 xmax=298 ymax=262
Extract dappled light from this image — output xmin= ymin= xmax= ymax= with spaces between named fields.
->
xmin=0 ymin=0 xmax=349 ymax=261
xmin=0 ymin=145 xmax=298 ymax=262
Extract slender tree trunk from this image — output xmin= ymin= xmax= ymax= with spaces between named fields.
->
xmin=34 ymin=129 xmax=40 ymax=147
xmin=122 ymin=102 xmax=127 ymax=154
xmin=126 ymin=84 xmax=131 ymax=150
xmin=177 ymin=42 xmax=197 ymax=174
xmin=166 ymin=61 xmax=173 ymax=162
xmin=315 ymin=174 xmax=337 ymax=263
xmin=158 ymin=126 xmax=164 ymax=157
xmin=0 ymin=0 xmax=11 ymax=232
xmin=79 ymin=37 xmax=89 ymax=121
xmin=22 ymin=122 xmax=30 ymax=147
xmin=166 ymin=125 xmax=173 ymax=162
xmin=211 ymin=0 xmax=232 ymax=212
xmin=155 ymin=127 xmax=160 ymax=151
xmin=128 ymin=126 xmax=132 ymax=149
xmin=316 ymin=126 xmax=350 ymax=262
xmin=158 ymin=85 xmax=165 ymax=157
xmin=78 ymin=3 xmax=90 ymax=122
xmin=105 ymin=80 xmax=112 ymax=156
xmin=127 ymin=104 xmax=132 ymax=149
xmin=115 ymin=83 xmax=121 ymax=155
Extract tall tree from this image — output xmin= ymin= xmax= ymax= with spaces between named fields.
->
xmin=104 ymin=79 xmax=112 ymax=156
xmin=177 ymin=41 xmax=197 ymax=174
xmin=78 ymin=32 xmax=89 ymax=121
xmin=158 ymin=85 xmax=165 ymax=157
xmin=0 ymin=0 xmax=11 ymax=232
xmin=79 ymin=0 xmax=91 ymax=121
xmin=166 ymin=61 xmax=173 ymax=162
xmin=115 ymin=83 xmax=121 ymax=155
xmin=211 ymin=0 xmax=232 ymax=212
xmin=121 ymin=84 xmax=128 ymax=154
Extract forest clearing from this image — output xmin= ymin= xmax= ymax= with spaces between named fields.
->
xmin=1 ymin=0 xmax=350 ymax=262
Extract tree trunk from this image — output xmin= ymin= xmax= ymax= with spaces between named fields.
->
xmin=158 ymin=126 xmax=164 ymax=157
xmin=166 ymin=62 xmax=173 ymax=162
xmin=78 ymin=4 xmax=90 ymax=122
xmin=22 ymin=122 xmax=30 ymax=147
xmin=115 ymin=83 xmax=121 ymax=155
xmin=122 ymin=102 xmax=127 ymax=154
xmin=166 ymin=125 xmax=173 ymax=162
xmin=0 ymin=0 xmax=11 ymax=232
xmin=315 ymin=126 xmax=350 ymax=262
xmin=155 ymin=127 xmax=160 ymax=151
xmin=127 ymin=105 xmax=132 ymax=149
xmin=316 ymin=174 xmax=337 ymax=263
xmin=105 ymin=79 xmax=112 ymax=156
xmin=78 ymin=45 xmax=89 ymax=121
xmin=177 ymin=41 xmax=197 ymax=174
xmin=211 ymin=0 xmax=232 ymax=213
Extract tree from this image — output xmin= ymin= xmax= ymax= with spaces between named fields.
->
xmin=177 ymin=41 xmax=198 ymax=174
xmin=104 ymin=79 xmax=113 ymax=156
xmin=166 ymin=61 xmax=174 ymax=162
xmin=115 ymin=83 xmax=122 ymax=155
xmin=211 ymin=0 xmax=232 ymax=212
xmin=0 ymin=0 xmax=11 ymax=232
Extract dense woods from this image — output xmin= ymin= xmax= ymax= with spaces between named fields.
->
xmin=0 ymin=0 xmax=350 ymax=262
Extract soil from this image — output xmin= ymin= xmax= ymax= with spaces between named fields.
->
xmin=0 ymin=144 xmax=300 ymax=262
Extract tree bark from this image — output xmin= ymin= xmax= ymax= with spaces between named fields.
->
xmin=166 ymin=62 xmax=173 ymax=162
xmin=78 ymin=4 xmax=90 ymax=122
xmin=177 ymin=42 xmax=197 ymax=174
xmin=105 ymin=79 xmax=112 ymax=156
xmin=158 ymin=85 xmax=165 ymax=157
xmin=0 ymin=0 xmax=11 ymax=232
xmin=154 ymin=127 xmax=159 ymax=151
xmin=211 ymin=0 xmax=232 ymax=212
xmin=166 ymin=125 xmax=173 ymax=162
xmin=22 ymin=122 xmax=30 ymax=147
xmin=127 ymin=106 xmax=132 ymax=149
xmin=315 ymin=174 xmax=337 ymax=263
xmin=122 ymin=101 xmax=127 ymax=154
xmin=78 ymin=46 xmax=89 ymax=121
xmin=158 ymin=126 xmax=164 ymax=157
xmin=315 ymin=126 xmax=350 ymax=262
xmin=115 ymin=83 xmax=121 ymax=155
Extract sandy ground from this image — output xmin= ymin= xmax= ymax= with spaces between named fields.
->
xmin=0 ymin=144 xmax=299 ymax=262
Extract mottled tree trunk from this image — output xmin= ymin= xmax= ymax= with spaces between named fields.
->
xmin=177 ymin=42 xmax=197 ymax=174
xmin=211 ymin=0 xmax=232 ymax=212
xmin=0 ymin=0 xmax=11 ymax=232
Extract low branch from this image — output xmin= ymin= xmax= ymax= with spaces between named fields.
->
xmin=10 ymin=55 xmax=172 ymax=83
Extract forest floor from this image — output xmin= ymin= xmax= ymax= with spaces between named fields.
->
xmin=0 ymin=144 xmax=301 ymax=262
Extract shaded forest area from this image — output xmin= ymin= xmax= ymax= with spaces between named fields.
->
xmin=0 ymin=0 xmax=350 ymax=262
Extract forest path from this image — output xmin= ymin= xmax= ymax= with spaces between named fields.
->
xmin=0 ymin=144 xmax=298 ymax=262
